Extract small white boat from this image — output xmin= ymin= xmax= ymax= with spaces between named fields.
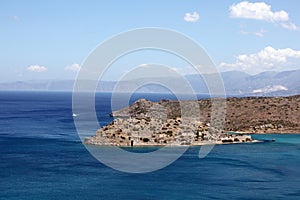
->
xmin=72 ymin=113 xmax=79 ymax=117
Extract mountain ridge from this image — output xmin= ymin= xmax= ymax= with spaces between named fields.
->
xmin=0 ymin=70 xmax=299 ymax=96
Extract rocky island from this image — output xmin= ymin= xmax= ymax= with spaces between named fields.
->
xmin=85 ymin=95 xmax=299 ymax=146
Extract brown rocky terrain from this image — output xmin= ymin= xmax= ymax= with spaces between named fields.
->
xmin=111 ymin=95 xmax=300 ymax=134
xmin=199 ymin=95 xmax=300 ymax=133
xmin=84 ymin=95 xmax=299 ymax=146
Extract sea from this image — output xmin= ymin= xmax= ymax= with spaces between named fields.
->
xmin=0 ymin=91 xmax=300 ymax=200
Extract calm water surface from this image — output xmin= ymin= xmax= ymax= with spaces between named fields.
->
xmin=0 ymin=91 xmax=299 ymax=199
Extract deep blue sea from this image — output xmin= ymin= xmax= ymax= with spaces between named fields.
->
xmin=0 ymin=91 xmax=300 ymax=200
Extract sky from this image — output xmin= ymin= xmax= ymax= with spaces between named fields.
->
xmin=1 ymin=0 xmax=300 ymax=82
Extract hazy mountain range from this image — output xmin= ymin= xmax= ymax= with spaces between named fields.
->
xmin=0 ymin=70 xmax=299 ymax=96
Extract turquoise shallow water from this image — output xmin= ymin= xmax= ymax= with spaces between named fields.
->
xmin=0 ymin=91 xmax=299 ymax=199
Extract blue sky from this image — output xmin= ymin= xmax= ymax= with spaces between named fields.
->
xmin=1 ymin=0 xmax=300 ymax=82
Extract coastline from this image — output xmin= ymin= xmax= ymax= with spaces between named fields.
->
xmin=229 ymin=131 xmax=300 ymax=134
xmin=86 ymin=139 xmax=263 ymax=147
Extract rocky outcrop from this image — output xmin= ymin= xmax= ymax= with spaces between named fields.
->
xmin=85 ymin=95 xmax=300 ymax=146
xmin=85 ymin=115 xmax=254 ymax=146
xmin=85 ymin=98 xmax=258 ymax=146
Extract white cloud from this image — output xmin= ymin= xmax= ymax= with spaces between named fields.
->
xmin=184 ymin=12 xmax=200 ymax=22
xmin=230 ymin=1 xmax=288 ymax=22
xmin=172 ymin=65 xmax=198 ymax=75
xmin=254 ymin=30 xmax=265 ymax=37
xmin=27 ymin=65 xmax=47 ymax=72
xmin=65 ymin=63 xmax=81 ymax=72
xmin=230 ymin=1 xmax=298 ymax=30
xmin=171 ymin=65 xmax=217 ymax=75
xmin=280 ymin=22 xmax=298 ymax=30
xmin=252 ymin=85 xmax=288 ymax=93
xmin=240 ymin=29 xmax=267 ymax=37
xmin=219 ymin=46 xmax=300 ymax=74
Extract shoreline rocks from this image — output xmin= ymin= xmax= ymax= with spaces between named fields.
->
xmin=84 ymin=115 xmax=255 ymax=146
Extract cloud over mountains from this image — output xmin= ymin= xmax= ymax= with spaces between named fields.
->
xmin=27 ymin=65 xmax=48 ymax=72
xmin=220 ymin=46 xmax=300 ymax=74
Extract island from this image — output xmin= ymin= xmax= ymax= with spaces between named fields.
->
xmin=84 ymin=95 xmax=300 ymax=146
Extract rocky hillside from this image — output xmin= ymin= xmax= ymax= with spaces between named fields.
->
xmin=198 ymin=95 xmax=300 ymax=133
xmin=85 ymin=95 xmax=299 ymax=147
xmin=111 ymin=95 xmax=300 ymax=134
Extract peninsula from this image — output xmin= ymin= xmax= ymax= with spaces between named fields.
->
xmin=84 ymin=95 xmax=300 ymax=146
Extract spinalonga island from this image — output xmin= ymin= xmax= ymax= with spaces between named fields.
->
xmin=85 ymin=95 xmax=300 ymax=146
